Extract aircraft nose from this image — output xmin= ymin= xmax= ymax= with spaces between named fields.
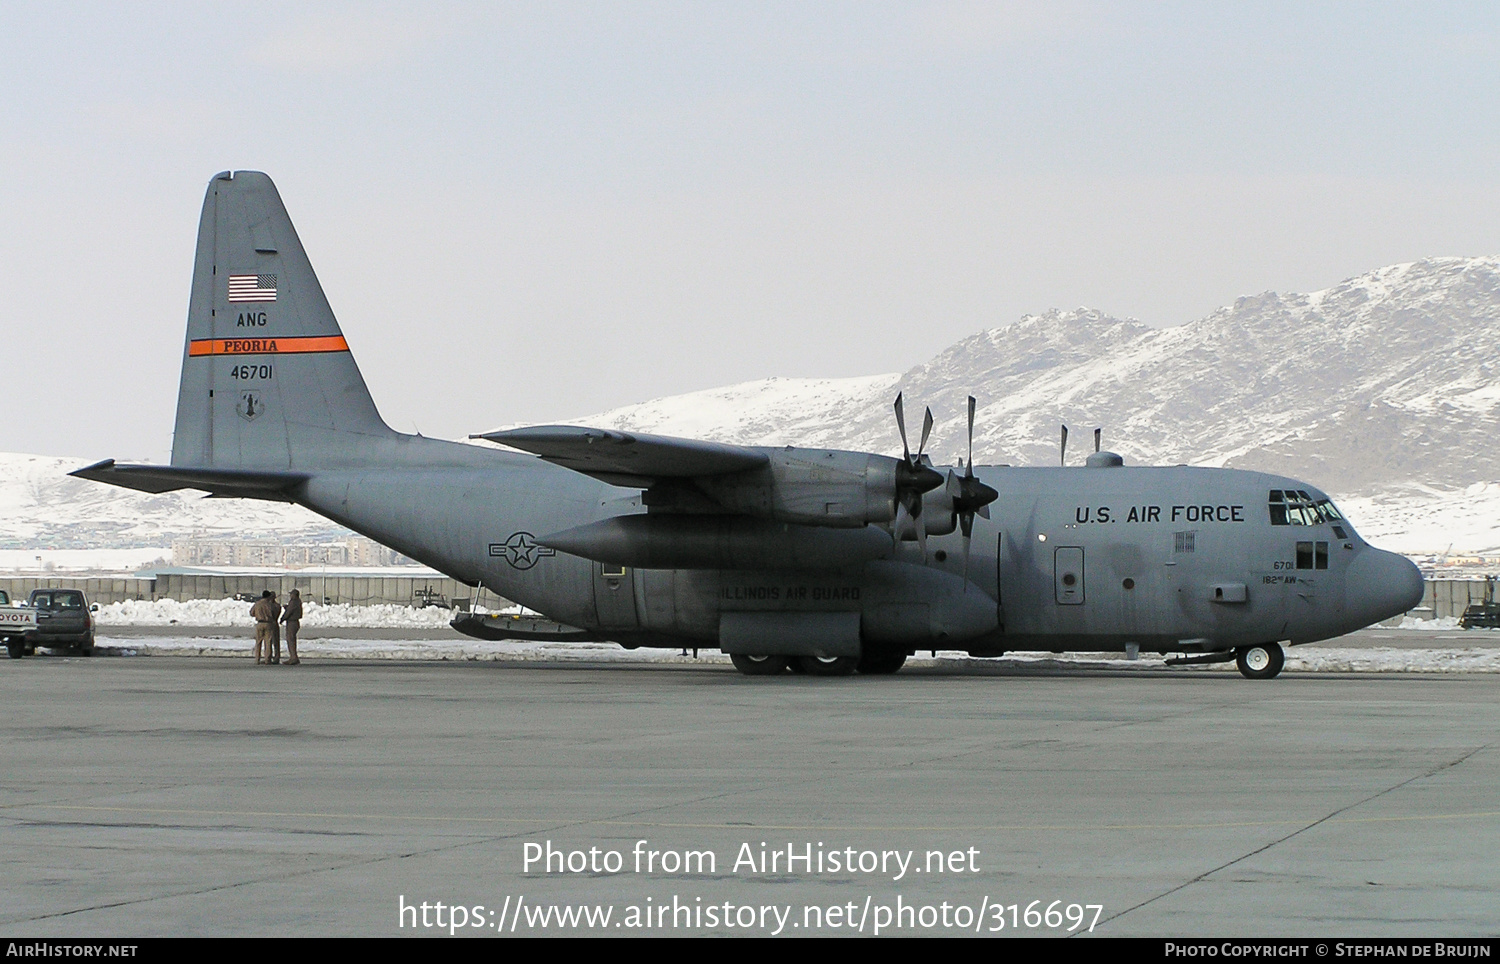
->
xmin=1345 ymin=548 xmax=1424 ymax=628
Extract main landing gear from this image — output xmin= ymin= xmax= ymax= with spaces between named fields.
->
xmin=729 ymin=652 xmax=908 ymax=677
xmin=1235 ymin=642 xmax=1285 ymax=680
xmin=728 ymin=653 xmax=788 ymax=676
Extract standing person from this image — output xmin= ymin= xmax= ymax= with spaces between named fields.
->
xmin=250 ymin=590 xmax=274 ymax=664
xmin=267 ymin=592 xmax=283 ymax=665
xmin=281 ymin=589 xmax=303 ymax=665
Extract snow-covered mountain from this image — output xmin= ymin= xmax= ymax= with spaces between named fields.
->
xmin=5 ymin=257 xmax=1498 ymax=559
xmin=582 ymin=257 xmax=1500 ymax=493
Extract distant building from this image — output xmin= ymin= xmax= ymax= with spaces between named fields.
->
xmin=171 ymin=536 xmax=412 ymax=568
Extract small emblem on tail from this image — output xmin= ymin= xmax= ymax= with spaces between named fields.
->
xmin=237 ymin=391 xmax=264 ymax=421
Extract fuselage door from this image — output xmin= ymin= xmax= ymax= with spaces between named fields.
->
xmin=593 ymin=563 xmax=640 ymax=630
xmin=1055 ymin=547 xmax=1085 ymax=605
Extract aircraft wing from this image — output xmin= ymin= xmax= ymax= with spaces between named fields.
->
xmin=474 ymin=426 xmax=767 ymax=486
xmin=69 ymin=460 xmax=309 ymax=501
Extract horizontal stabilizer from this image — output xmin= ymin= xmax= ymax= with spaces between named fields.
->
xmin=69 ymin=459 xmax=308 ymax=501
xmin=475 ymin=426 xmax=767 ymax=484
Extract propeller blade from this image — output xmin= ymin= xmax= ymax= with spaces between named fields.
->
xmin=976 ymin=503 xmax=990 ymax=520
xmin=894 ymin=393 xmax=910 ymax=463
xmin=960 ymin=518 xmax=973 ymax=588
xmin=915 ymin=510 xmax=928 ymax=562
xmin=966 ymin=396 xmax=976 ymax=477
xmin=946 ymin=468 xmax=962 ymax=499
xmin=893 ymin=500 xmax=912 ymax=543
xmin=918 ymin=406 xmax=934 ymax=458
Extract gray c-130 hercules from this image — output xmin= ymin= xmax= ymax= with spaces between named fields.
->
xmin=74 ymin=171 xmax=1425 ymax=679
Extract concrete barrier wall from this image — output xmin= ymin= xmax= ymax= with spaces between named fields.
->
xmin=1419 ymin=579 xmax=1493 ymax=620
xmin=0 ymin=575 xmax=511 ymax=611
xmin=0 ymin=577 xmax=158 ymax=606
xmin=153 ymin=573 xmax=511 ymax=610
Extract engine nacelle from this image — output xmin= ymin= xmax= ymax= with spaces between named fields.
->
xmin=539 ymin=515 xmax=893 ymax=571
xmin=690 ymin=448 xmax=900 ymax=528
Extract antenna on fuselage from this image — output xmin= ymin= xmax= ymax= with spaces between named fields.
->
xmin=1094 ymin=427 xmax=1101 ymax=453
xmin=1060 ymin=424 xmax=1069 ymax=466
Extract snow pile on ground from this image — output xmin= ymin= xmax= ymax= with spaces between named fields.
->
xmin=1392 ymin=615 xmax=1488 ymax=631
xmin=96 ymin=597 xmax=477 ymax=628
xmin=1283 ymin=647 xmax=1500 ymax=673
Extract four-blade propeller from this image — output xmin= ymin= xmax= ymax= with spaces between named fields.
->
xmin=891 ymin=392 xmax=944 ymax=561
xmin=945 ymin=395 xmax=1000 ymax=584
xmin=890 ymin=392 xmax=1000 ymax=581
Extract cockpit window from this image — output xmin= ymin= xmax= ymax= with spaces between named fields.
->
xmin=1269 ymin=490 xmax=1343 ymax=526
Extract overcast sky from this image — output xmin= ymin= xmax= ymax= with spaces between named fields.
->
xmin=3 ymin=1 xmax=1499 ymax=461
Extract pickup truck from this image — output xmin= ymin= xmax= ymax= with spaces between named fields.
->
xmin=6 ymin=589 xmax=98 ymax=658
xmin=1 ymin=590 xmax=39 ymax=658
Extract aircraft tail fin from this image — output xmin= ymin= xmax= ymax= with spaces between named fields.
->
xmin=170 ymin=171 xmax=396 ymax=469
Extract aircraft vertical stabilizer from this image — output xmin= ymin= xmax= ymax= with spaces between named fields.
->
xmin=170 ymin=171 xmax=394 ymax=469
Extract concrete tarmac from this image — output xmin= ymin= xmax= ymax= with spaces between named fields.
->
xmin=1 ymin=654 xmax=1497 ymax=938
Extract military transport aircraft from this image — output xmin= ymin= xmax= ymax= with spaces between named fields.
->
xmin=74 ymin=171 xmax=1424 ymax=679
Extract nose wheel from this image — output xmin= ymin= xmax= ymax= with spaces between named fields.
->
xmin=1236 ymin=643 xmax=1285 ymax=679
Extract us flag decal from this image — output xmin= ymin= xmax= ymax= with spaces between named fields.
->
xmin=228 ymin=274 xmax=277 ymax=302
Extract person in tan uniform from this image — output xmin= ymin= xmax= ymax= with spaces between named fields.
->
xmin=280 ymin=589 xmax=303 ymax=665
xmin=267 ymin=592 xmax=283 ymax=664
xmin=250 ymin=590 xmax=274 ymax=664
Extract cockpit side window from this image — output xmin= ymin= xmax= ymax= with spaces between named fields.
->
xmin=1270 ymin=489 xmax=1343 ymax=526
xmin=1269 ymin=490 xmax=1288 ymax=525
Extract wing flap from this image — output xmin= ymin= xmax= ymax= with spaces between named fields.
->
xmin=474 ymin=426 xmax=767 ymax=482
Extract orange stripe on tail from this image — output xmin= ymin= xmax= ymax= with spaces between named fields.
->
xmin=188 ymin=336 xmax=350 ymax=356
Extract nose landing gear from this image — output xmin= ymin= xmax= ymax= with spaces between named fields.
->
xmin=1236 ymin=642 xmax=1285 ymax=679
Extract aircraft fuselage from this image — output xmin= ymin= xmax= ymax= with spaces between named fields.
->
xmin=290 ymin=435 xmax=1419 ymax=657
